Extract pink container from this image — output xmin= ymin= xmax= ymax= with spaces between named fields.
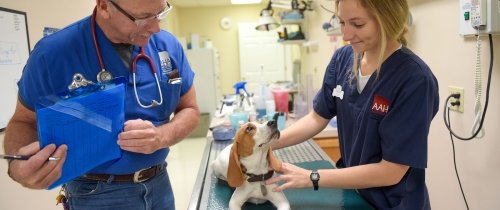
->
xmin=272 ymin=89 xmax=289 ymax=113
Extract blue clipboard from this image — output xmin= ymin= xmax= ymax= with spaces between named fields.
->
xmin=36 ymin=77 xmax=125 ymax=189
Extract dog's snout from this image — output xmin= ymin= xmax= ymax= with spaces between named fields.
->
xmin=272 ymin=113 xmax=279 ymax=121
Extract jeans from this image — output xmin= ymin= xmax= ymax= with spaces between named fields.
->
xmin=64 ymin=163 xmax=175 ymax=210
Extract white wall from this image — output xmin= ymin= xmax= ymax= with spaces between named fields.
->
xmin=0 ymin=1 xmax=94 ymax=49
xmin=411 ymin=1 xmax=500 ymax=209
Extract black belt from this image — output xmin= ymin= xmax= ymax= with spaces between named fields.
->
xmin=82 ymin=164 xmax=163 ymax=183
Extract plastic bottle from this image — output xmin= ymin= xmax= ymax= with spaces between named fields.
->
xmin=265 ymin=100 xmax=276 ymax=119
xmin=254 ymin=94 xmax=266 ymax=120
xmin=272 ymin=89 xmax=289 ymax=114
xmin=254 ymin=83 xmax=271 ymax=120
xmin=277 ymin=112 xmax=286 ymax=131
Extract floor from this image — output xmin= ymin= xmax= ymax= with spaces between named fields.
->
xmin=167 ymin=137 xmax=207 ymax=210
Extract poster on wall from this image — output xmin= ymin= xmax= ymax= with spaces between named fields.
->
xmin=0 ymin=7 xmax=30 ymax=131
xmin=43 ymin=27 xmax=59 ymax=37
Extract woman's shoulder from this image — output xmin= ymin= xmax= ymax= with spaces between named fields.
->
xmin=334 ymin=45 xmax=354 ymax=58
xmin=392 ymin=47 xmax=437 ymax=85
xmin=327 ymin=45 xmax=353 ymax=66
xmin=398 ymin=47 xmax=431 ymax=73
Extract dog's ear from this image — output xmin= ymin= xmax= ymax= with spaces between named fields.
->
xmin=227 ymin=143 xmax=245 ymax=187
xmin=236 ymin=124 xmax=255 ymax=157
xmin=227 ymin=124 xmax=257 ymax=187
xmin=267 ymin=148 xmax=282 ymax=171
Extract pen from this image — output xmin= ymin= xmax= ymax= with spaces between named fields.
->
xmin=0 ymin=154 xmax=60 ymax=161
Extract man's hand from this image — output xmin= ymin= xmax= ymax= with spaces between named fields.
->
xmin=117 ymin=119 xmax=169 ymax=154
xmin=8 ymin=142 xmax=67 ymax=189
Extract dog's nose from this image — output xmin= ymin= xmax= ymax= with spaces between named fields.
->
xmin=267 ymin=119 xmax=276 ymax=128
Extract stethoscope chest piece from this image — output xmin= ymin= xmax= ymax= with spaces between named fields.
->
xmin=97 ymin=70 xmax=113 ymax=82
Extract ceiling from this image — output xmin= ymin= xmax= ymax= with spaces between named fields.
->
xmin=169 ymin=0 xmax=265 ymax=7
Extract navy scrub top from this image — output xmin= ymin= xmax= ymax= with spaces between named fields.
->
xmin=314 ymin=46 xmax=439 ymax=210
xmin=17 ymin=15 xmax=195 ymax=175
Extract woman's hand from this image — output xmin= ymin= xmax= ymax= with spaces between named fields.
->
xmin=266 ymin=162 xmax=313 ymax=192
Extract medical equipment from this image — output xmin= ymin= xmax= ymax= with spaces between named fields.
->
xmin=218 ymin=95 xmax=236 ymax=115
xmin=91 ymin=9 xmax=113 ymax=83
xmin=458 ymin=0 xmax=500 ymax=36
xmin=131 ymin=47 xmax=164 ymax=108
xmin=91 ymin=8 xmax=163 ymax=108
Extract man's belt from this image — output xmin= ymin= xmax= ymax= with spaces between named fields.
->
xmin=82 ymin=164 xmax=163 ymax=183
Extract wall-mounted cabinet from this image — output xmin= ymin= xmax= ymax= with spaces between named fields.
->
xmin=281 ymin=18 xmax=304 ymax=25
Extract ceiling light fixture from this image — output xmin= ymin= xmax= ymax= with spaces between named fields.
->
xmin=255 ymin=1 xmax=280 ymax=31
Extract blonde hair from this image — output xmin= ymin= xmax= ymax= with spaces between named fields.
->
xmin=335 ymin=0 xmax=410 ymax=79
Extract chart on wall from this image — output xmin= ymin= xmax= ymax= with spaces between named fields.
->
xmin=0 ymin=7 xmax=30 ymax=130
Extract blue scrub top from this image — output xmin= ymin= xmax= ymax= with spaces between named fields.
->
xmin=314 ymin=46 xmax=439 ymax=209
xmin=18 ymin=15 xmax=195 ymax=174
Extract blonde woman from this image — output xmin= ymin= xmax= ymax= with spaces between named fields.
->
xmin=268 ymin=0 xmax=438 ymax=209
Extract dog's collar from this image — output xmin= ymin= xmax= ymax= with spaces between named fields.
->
xmin=246 ymin=170 xmax=274 ymax=182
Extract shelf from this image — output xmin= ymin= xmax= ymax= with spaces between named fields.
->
xmin=325 ymin=28 xmax=342 ymax=36
xmin=278 ymin=39 xmax=307 ymax=45
xmin=281 ymin=19 xmax=305 ymax=25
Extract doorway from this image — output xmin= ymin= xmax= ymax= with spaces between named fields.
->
xmin=238 ymin=22 xmax=293 ymax=93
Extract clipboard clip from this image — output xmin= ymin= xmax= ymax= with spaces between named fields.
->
xmin=62 ymin=74 xmax=126 ymax=99
xmin=68 ymin=73 xmax=95 ymax=90
xmin=64 ymin=73 xmax=104 ymax=99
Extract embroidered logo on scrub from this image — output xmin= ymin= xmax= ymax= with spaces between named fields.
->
xmin=332 ymin=85 xmax=344 ymax=100
xmin=372 ymin=95 xmax=391 ymax=115
xmin=158 ymin=51 xmax=173 ymax=78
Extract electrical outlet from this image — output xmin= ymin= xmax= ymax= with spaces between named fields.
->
xmin=448 ymin=86 xmax=464 ymax=113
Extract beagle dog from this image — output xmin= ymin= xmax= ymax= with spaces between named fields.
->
xmin=211 ymin=119 xmax=290 ymax=210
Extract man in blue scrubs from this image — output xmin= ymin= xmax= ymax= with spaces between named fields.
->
xmin=267 ymin=0 xmax=439 ymax=209
xmin=4 ymin=0 xmax=200 ymax=209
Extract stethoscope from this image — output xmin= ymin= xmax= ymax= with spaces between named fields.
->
xmin=91 ymin=8 xmax=163 ymax=108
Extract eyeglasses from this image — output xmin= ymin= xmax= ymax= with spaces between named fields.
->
xmin=108 ymin=0 xmax=172 ymax=26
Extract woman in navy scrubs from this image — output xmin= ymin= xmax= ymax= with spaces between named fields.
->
xmin=267 ymin=0 xmax=439 ymax=209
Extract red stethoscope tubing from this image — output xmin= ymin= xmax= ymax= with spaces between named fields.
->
xmin=90 ymin=7 xmax=163 ymax=108
xmin=131 ymin=47 xmax=164 ymax=108
xmin=131 ymin=48 xmax=157 ymax=74
xmin=91 ymin=8 xmax=106 ymax=73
